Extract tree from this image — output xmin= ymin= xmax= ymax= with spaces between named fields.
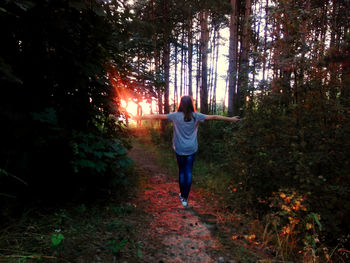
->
xmin=227 ymin=0 xmax=238 ymax=116
xmin=200 ymin=9 xmax=209 ymax=114
xmin=162 ymin=0 xmax=170 ymax=114
xmin=187 ymin=11 xmax=193 ymax=96
xmin=235 ymin=0 xmax=252 ymax=114
xmin=0 ymin=0 xmax=133 ymax=201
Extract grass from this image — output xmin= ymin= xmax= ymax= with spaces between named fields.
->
xmin=0 ymin=202 xmax=145 ymax=262
xmin=0 ymin=167 xmax=147 ymax=263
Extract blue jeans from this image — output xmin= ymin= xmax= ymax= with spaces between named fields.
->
xmin=176 ymin=153 xmax=196 ymax=200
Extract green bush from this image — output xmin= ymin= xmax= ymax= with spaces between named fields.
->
xmin=0 ymin=0 xmax=133 ymax=206
xmin=222 ymin=92 xmax=350 ymax=245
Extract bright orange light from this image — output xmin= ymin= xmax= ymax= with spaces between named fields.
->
xmin=121 ymin=99 xmax=127 ymax=108
xmin=120 ymin=99 xmax=153 ymax=117
xmin=121 ymin=100 xmax=138 ymax=116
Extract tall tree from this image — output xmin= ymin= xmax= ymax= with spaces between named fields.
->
xmin=262 ymin=0 xmax=269 ymax=88
xmin=150 ymin=0 xmax=163 ymax=114
xmin=180 ymin=25 xmax=184 ymax=97
xmin=162 ymin=0 xmax=170 ymax=114
xmin=212 ymin=30 xmax=220 ymax=114
xmin=187 ymin=13 xmax=193 ymax=96
xmin=196 ymin=32 xmax=201 ymax=109
xmin=200 ymin=10 xmax=209 ymax=113
xmin=227 ymin=0 xmax=239 ymax=116
xmin=235 ymin=0 xmax=251 ymax=114
xmin=174 ymin=42 xmax=178 ymax=111
xmin=208 ymin=25 xmax=216 ymax=110
xmin=0 ymin=0 xmax=133 ymax=200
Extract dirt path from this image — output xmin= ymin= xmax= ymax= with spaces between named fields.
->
xmin=128 ymin=142 xmax=235 ymax=263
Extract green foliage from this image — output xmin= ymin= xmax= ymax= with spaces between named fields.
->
xmin=148 ymin=124 xmax=173 ymax=148
xmin=50 ymin=233 xmax=64 ymax=248
xmin=107 ymin=238 xmax=128 ymax=255
xmin=190 ymin=80 xmax=349 ymax=260
xmin=70 ymin=131 xmax=130 ymax=174
xmin=218 ymin=90 xmax=350 ymax=259
xmin=108 ymin=204 xmax=135 ymax=216
xmin=241 ymin=97 xmax=345 ymax=217
xmin=198 ymin=120 xmax=238 ymax=163
xmin=264 ymin=189 xmax=324 ymax=260
xmin=54 ymin=209 xmax=69 ymax=225
xmin=1 ymin=198 xmax=144 ymax=262
xmin=0 ymin=0 xmax=133 ymax=204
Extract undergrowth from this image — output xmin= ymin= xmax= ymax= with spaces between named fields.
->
xmin=137 ymin=125 xmax=350 ymax=263
xmin=0 ymin=166 xmax=145 ymax=263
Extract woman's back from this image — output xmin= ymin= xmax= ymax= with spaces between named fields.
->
xmin=167 ymin=111 xmax=205 ymax=155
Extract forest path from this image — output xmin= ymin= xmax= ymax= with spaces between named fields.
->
xmin=128 ymin=141 xmax=234 ymax=263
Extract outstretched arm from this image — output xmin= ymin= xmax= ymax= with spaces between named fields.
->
xmin=205 ymin=115 xmax=240 ymax=122
xmin=137 ymin=114 xmax=168 ymax=120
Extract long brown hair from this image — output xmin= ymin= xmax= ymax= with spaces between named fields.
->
xmin=177 ymin=96 xmax=196 ymax=122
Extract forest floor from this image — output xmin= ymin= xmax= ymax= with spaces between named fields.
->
xmin=127 ymin=140 xmax=234 ymax=263
xmin=120 ymin=131 xmax=272 ymax=263
xmin=0 ymin=133 xmax=272 ymax=263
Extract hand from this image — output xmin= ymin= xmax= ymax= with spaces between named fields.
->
xmin=232 ymin=116 xmax=241 ymax=122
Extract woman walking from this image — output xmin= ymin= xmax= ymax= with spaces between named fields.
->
xmin=138 ymin=95 xmax=240 ymax=207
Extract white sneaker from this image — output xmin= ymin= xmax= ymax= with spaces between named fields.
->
xmin=179 ymin=193 xmax=184 ymax=202
xmin=179 ymin=193 xmax=188 ymax=207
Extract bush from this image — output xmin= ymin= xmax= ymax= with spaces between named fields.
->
xmin=0 ymin=0 xmax=133 ymax=208
xmin=222 ymin=92 xmax=350 ymax=248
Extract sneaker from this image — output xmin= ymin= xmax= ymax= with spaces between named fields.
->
xmin=179 ymin=193 xmax=183 ymax=202
xmin=179 ymin=193 xmax=188 ymax=207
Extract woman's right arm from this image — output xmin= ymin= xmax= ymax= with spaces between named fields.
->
xmin=205 ymin=115 xmax=240 ymax=122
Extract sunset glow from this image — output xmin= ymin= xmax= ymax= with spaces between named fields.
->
xmin=120 ymin=99 xmax=153 ymax=117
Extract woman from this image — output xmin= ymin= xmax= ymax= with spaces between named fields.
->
xmin=139 ymin=95 xmax=240 ymax=207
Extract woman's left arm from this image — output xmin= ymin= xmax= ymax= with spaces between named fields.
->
xmin=205 ymin=115 xmax=240 ymax=122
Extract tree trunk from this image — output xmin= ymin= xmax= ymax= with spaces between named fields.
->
xmin=252 ymin=2 xmax=259 ymax=90
xmin=163 ymin=42 xmax=170 ymax=114
xmin=262 ymin=0 xmax=268 ymax=87
xmin=227 ymin=0 xmax=238 ymax=116
xmin=174 ymin=43 xmax=178 ymax=111
xmin=235 ymin=0 xmax=251 ymax=115
xmin=212 ymin=30 xmax=220 ymax=114
xmin=188 ymin=15 xmax=193 ymax=96
xmin=196 ymin=33 xmax=201 ymax=109
xmin=163 ymin=0 xmax=170 ymax=114
xmin=340 ymin=1 xmax=350 ymax=101
xmin=223 ymin=70 xmax=229 ymax=113
xmin=208 ymin=26 xmax=216 ymax=112
xmin=329 ymin=0 xmax=339 ymax=100
xmin=151 ymin=0 xmax=162 ymax=115
xmin=200 ymin=10 xmax=209 ymax=114
xmin=180 ymin=26 xmax=184 ymax=97
xmin=184 ymin=40 xmax=187 ymax=95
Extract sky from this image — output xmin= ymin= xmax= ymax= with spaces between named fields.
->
xmin=168 ymin=27 xmax=230 ymax=110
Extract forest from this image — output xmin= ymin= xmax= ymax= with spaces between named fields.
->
xmin=1 ymin=0 xmax=349 ymax=262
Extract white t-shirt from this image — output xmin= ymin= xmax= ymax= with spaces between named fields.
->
xmin=167 ymin=112 xmax=206 ymax=155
